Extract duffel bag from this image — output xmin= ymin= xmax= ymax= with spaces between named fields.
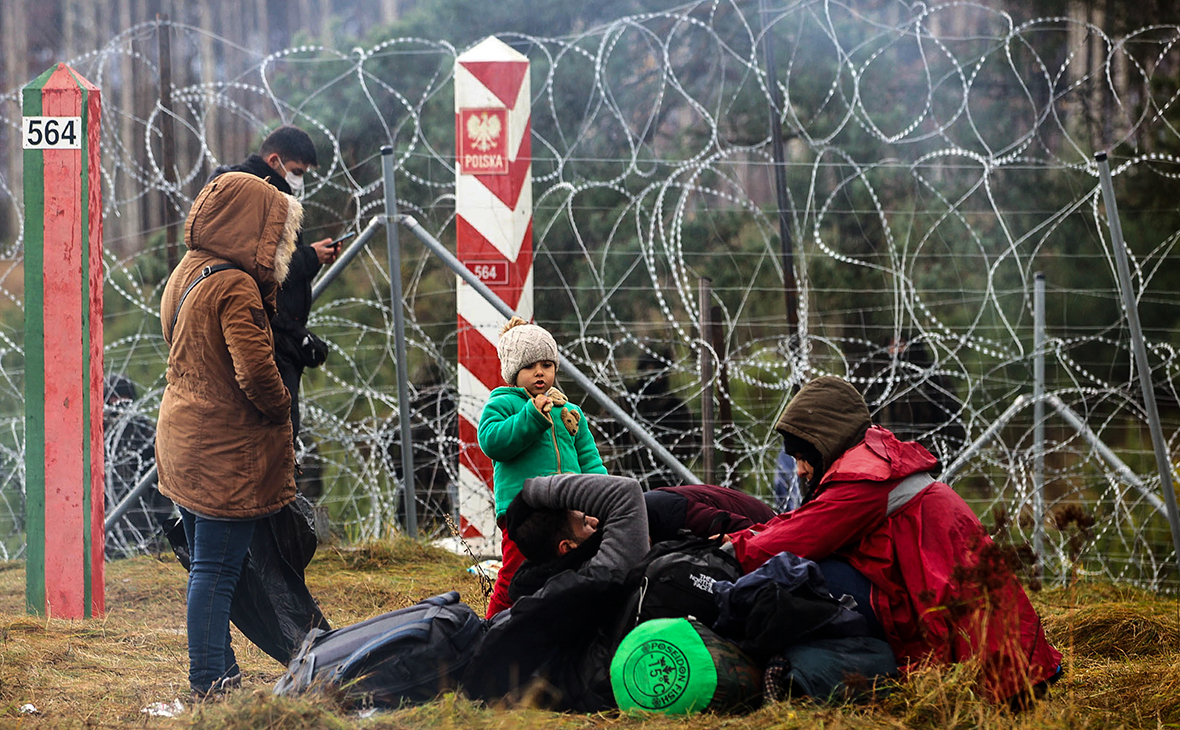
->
xmin=610 ymin=617 xmax=762 ymax=714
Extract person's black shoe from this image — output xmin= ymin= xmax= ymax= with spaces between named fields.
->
xmin=190 ymin=672 xmax=243 ymax=702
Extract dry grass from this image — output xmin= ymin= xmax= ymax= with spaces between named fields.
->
xmin=308 ymin=540 xmax=491 ymax=623
xmin=0 ymin=539 xmax=1176 ymax=729
xmin=1042 ymin=590 xmax=1180 ymax=658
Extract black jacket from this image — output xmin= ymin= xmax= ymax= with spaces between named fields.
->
xmin=462 ymin=474 xmax=648 ymax=711
xmin=210 ymin=155 xmax=322 ymax=372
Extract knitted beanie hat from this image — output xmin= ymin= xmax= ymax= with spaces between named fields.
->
xmin=498 ymin=316 xmax=559 ymax=384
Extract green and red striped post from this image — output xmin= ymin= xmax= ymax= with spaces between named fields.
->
xmin=22 ymin=63 xmax=105 ymax=618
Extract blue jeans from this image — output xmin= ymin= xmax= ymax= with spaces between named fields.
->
xmin=816 ymin=556 xmax=887 ymax=641
xmin=180 ymin=508 xmax=256 ymax=694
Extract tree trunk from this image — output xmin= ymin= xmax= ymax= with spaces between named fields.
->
xmin=197 ymin=0 xmax=220 ymax=166
xmin=381 ymin=0 xmax=400 ymax=25
xmin=1 ymin=0 xmax=28 ymax=248
xmin=296 ymin=0 xmax=313 ymax=41
xmin=63 ymin=0 xmax=77 ymax=60
xmin=256 ymin=0 xmax=270 ymax=54
xmin=81 ymin=0 xmax=101 ymax=68
xmin=317 ymin=0 xmax=331 ymax=42
xmin=116 ymin=0 xmax=142 ymax=255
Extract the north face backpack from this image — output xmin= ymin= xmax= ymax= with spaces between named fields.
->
xmin=273 ymin=591 xmax=484 ymax=707
xmin=629 ymin=537 xmax=744 ymax=628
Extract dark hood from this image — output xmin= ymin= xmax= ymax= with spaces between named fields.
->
xmin=775 ymin=376 xmax=873 ymax=473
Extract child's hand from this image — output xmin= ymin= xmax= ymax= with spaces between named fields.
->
xmin=532 ymin=393 xmax=553 ymax=415
xmin=544 ymin=386 xmax=568 ymax=407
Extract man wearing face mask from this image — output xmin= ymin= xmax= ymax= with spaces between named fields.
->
xmin=210 ymin=125 xmax=338 ymax=447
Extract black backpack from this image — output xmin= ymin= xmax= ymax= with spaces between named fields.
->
xmin=273 ymin=591 xmax=484 ymax=707
xmin=627 ymin=536 xmax=744 ymax=629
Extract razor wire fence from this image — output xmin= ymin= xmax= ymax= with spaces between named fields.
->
xmin=1 ymin=0 xmax=1180 ymax=590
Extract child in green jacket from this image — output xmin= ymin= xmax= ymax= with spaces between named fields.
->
xmin=478 ymin=317 xmax=607 ymax=617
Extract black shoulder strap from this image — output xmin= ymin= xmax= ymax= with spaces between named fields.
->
xmin=168 ymin=263 xmax=242 ymax=339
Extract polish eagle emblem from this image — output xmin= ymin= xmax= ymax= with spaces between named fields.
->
xmin=466 ymin=111 xmax=502 ymax=152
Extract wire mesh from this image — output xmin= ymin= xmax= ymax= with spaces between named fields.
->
xmin=0 ymin=1 xmax=1178 ymax=588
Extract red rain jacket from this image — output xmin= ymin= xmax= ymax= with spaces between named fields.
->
xmin=730 ymin=378 xmax=1061 ymax=702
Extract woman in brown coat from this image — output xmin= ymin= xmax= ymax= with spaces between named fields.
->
xmin=156 ymin=171 xmax=300 ymax=697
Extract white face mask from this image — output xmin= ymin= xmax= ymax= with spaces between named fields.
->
xmin=286 ymin=172 xmax=304 ymax=197
xmin=277 ymin=159 xmax=305 ymax=199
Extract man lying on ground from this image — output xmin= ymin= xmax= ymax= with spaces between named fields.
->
xmin=461 ymin=473 xmax=648 ymax=711
xmin=725 ymin=375 xmax=1062 ymax=705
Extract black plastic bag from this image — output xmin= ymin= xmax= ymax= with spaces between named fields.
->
xmin=166 ymin=493 xmax=330 ymax=664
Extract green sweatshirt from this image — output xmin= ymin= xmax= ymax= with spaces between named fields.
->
xmin=477 ymin=386 xmax=607 ymax=518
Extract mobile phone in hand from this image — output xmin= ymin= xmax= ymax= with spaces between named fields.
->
xmin=330 ymin=231 xmax=356 ymax=251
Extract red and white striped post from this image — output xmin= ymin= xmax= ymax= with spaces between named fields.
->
xmin=454 ymin=37 xmax=532 ymax=555
xmin=22 ymin=63 xmax=105 ymax=618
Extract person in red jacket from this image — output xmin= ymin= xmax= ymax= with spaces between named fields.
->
xmin=726 ymin=376 xmax=1061 ymax=704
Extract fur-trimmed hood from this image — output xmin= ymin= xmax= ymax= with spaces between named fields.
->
xmin=183 ymin=171 xmax=301 ymax=299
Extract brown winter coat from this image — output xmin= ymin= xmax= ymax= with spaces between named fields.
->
xmin=155 ymin=172 xmax=301 ymax=519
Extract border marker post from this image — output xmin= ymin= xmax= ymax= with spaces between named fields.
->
xmin=22 ymin=63 xmax=105 ymax=618
xmin=451 ymin=37 xmax=533 ymax=555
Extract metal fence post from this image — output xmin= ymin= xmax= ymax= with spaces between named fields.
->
xmin=699 ymin=277 xmax=715 ymax=484
xmin=1095 ymin=151 xmax=1180 ymax=577
xmin=1033 ymin=272 xmax=1046 ymax=575
xmin=382 ymin=147 xmax=417 ymax=539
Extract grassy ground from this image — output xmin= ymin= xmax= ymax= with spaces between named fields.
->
xmin=0 ymin=539 xmax=1177 ymax=729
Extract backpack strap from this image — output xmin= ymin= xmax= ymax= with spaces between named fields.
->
xmin=885 ymin=472 xmax=934 ymax=517
xmin=167 ymin=263 xmax=242 ymax=339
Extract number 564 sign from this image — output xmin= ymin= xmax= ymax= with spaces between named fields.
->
xmin=464 ymin=260 xmax=509 ymax=286
xmin=22 ymin=117 xmax=82 ymax=149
